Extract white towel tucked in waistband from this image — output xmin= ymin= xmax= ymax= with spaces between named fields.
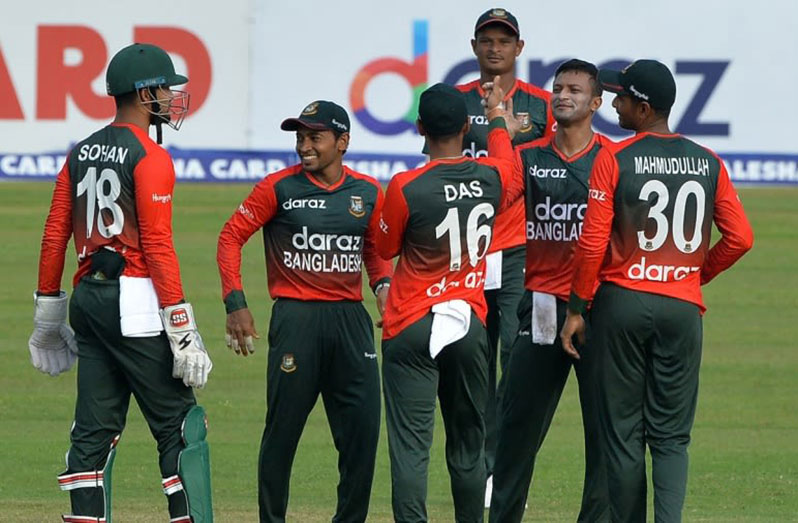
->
xmin=119 ymin=276 xmax=163 ymax=338
xmin=532 ymin=291 xmax=557 ymax=345
xmin=483 ymin=251 xmax=503 ymax=290
xmin=429 ymin=300 xmax=472 ymax=359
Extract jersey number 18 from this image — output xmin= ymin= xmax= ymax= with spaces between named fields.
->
xmin=76 ymin=167 xmax=125 ymax=239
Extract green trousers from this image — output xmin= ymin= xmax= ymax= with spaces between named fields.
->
xmin=382 ymin=311 xmax=490 ymax=523
xmin=258 ymin=299 xmax=380 ymax=523
xmin=489 ymin=291 xmax=608 ymax=522
xmin=66 ymin=277 xmax=196 ymax=520
xmin=484 ymin=246 xmax=526 ymax=476
xmin=591 ymin=283 xmax=703 ymax=523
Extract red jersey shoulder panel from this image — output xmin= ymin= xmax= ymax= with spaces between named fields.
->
xmin=344 ymin=166 xmax=382 ymax=188
xmin=456 ymin=80 xmax=481 ymax=94
xmin=516 ymin=135 xmax=553 ymax=153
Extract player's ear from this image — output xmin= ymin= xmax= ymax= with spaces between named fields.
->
xmin=515 ymin=39 xmax=525 ymax=57
xmin=137 ymin=87 xmax=152 ymax=104
xmin=639 ymin=101 xmax=653 ymax=120
xmin=470 ymin=38 xmax=478 ymax=56
xmin=590 ymin=94 xmax=603 ymax=113
xmin=462 ymin=120 xmax=471 ymax=135
xmin=416 ymin=119 xmax=427 ymax=137
xmin=337 ymin=132 xmax=350 ymax=153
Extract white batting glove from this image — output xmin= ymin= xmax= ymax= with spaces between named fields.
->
xmin=160 ymin=303 xmax=213 ymax=389
xmin=29 ymin=291 xmax=78 ymax=377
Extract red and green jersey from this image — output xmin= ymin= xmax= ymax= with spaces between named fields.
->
xmin=514 ymin=133 xmax=611 ymax=301
xmin=457 ymin=79 xmax=555 ymax=253
xmin=570 ymin=132 xmax=754 ymax=312
xmin=378 ymin=121 xmax=523 ymax=339
xmin=217 ymin=165 xmax=392 ymax=310
xmin=38 ymin=123 xmax=185 ymax=306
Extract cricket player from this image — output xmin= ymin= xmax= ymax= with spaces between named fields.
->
xmin=458 ymin=9 xmax=555 ymax=497
xmin=561 ymin=59 xmax=754 ymax=522
xmin=216 ymin=100 xmax=392 ymax=523
xmin=32 ymin=44 xmax=213 ymax=523
xmin=487 ymin=59 xmax=611 ymax=523
xmin=378 ymin=83 xmax=522 ymax=523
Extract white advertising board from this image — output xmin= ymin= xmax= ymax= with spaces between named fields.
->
xmin=2 ymin=0 xmax=797 ymax=183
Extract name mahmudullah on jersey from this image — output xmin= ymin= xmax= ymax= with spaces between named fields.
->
xmin=634 ymin=156 xmax=711 ymax=176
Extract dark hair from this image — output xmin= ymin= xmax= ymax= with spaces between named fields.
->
xmin=629 ymin=96 xmax=671 ymax=119
xmin=113 ymin=90 xmax=139 ymax=110
xmin=653 ymin=106 xmax=671 ymax=119
xmin=554 ymin=59 xmax=602 ymax=97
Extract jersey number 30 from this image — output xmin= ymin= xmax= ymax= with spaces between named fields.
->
xmin=77 ymin=167 xmax=125 ymax=239
xmin=638 ymin=180 xmax=706 ymax=254
xmin=435 ymin=203 xmax=495 ymax=271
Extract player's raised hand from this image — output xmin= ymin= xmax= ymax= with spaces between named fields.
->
xmin=225 ymin=307 xmax=259 ymax=357
xmin=482 ymin=75 xmax=506 ymax=115
xmin=559 ymin=309 xmax=585 ymax=360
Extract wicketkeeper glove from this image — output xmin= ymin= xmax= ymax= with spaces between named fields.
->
xmin=160 ymin=302 xmax=213 ymax=389
xmin=29 ymin=291 xmax=78 ymax=376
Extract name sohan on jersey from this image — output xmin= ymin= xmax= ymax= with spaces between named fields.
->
xmin=76 ymin=143 xmax=130 ymax=164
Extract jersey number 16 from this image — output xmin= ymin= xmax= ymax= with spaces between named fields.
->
xmin=435 ymin=203 xmax=495 ymax=271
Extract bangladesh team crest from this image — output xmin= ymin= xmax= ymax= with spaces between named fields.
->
xmin=349 ymin=195 xmax=365 ymax=218
xmin=491 ymin=8 xmax=507 ymax=18
xmin=280 ymin=353 xmax=297 ymax=373
xmin=302 ymin=102 xmax=319 ymax=116
xmin=516 ymin=112 xmax=532 ymax=133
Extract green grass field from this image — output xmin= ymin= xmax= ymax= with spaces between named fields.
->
xmin=1 ymin=182 xmax=796 ymax=522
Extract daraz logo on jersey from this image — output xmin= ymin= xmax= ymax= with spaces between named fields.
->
xmin=527 ymin=197 xmax=586 ymax=243
xmin=627 ymin=256 xmax=700 ymax=282
xmin=291 ymin=226 xmax=363 ymax=252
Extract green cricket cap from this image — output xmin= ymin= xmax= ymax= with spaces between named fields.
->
xmin=598 ymin=59 xmax=676 ymax=110
xmin=281 ymin=100 xmax=350 ymax=133
xmin=418 ymin=83 xmax=468 ymax=137
xmin=106 ymin=43 xmax=188 ymax=96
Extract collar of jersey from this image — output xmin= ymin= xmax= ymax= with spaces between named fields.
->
xmin=638 ymin=131 xmax=680 ymax=139
xmin=429 ymin=156 xmax=470 ymax=166
xmin=303 ymin=168 xmax=348 ymax=191
xmin=550 ymin=132 xmax=598 ymax=163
